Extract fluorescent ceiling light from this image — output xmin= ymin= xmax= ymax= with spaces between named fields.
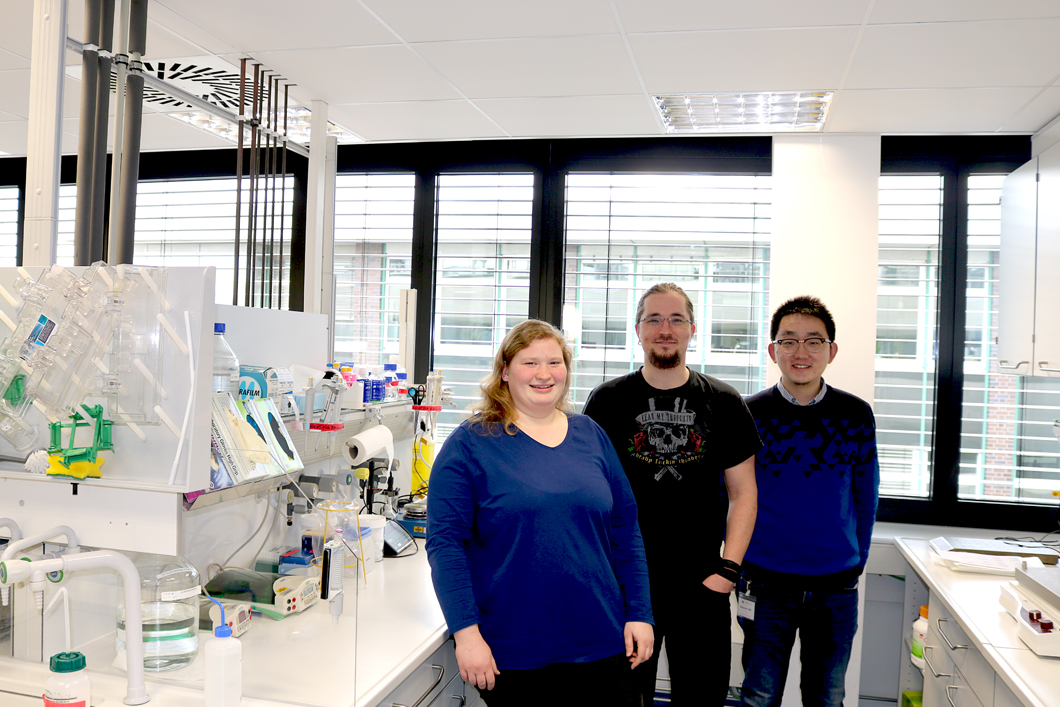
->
xmin=654 ymin=91 xmax=833 ymax=133
xmin=171 ymin=108 xmax=362 ymax=146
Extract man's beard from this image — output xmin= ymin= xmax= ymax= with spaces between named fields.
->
xmin=648 ymin=348 xmax=682 ymax=369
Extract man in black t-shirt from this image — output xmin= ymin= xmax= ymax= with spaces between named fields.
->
xmin=583 ymin=282 xmax=761 ymax=707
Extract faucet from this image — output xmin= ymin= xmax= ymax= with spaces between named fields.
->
xmin=0 ymin=525 xmax=80 ymax=606
xmin=0 ymin=549 xmax=150 ymax=705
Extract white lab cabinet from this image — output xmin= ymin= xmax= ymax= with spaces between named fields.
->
xmin=999 ymin=142 xmax=1060 ymax=377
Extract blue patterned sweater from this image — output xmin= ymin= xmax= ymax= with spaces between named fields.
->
xmin=743 ymin=384 xmax=880 ymax=577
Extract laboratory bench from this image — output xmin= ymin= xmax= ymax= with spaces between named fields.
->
xmin=0 ymin=549 xmax=471 ymax=707
xmin=892 ymin=536 xmax=1058 ymax=707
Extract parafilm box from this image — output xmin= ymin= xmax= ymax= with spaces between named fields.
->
xmin=239 ymin=365 xmax=294 ymax=400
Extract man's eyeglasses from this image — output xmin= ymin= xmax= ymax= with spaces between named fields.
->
xmin=638 ymin=317 xmax=692 ymax=329
xmin=772 ymin=337 xmax=831 ymax=353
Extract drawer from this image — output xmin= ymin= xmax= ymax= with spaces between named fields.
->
xmin=993 ymin=676 xmax=1021 ymax=707
xmin=950 ymin=664 xmax=987 ymax=707
xmin=426 ymin=673 xmax=466 ymax=707
xmin=954 ymin=640 xmax=993 ymax=705
xmin=922 ymin=644 xmax=955 ymax=707
xmin=928 ymin=596 xmax=974 ymax=670
xmin=381 ymin=639 xmax=459 ymax=707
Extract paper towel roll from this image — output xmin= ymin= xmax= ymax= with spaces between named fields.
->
xmin=342 ymin=425 xmax=395 ymax=467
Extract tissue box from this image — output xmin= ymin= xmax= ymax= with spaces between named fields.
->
xmin=239 ymin=365 xmax=294 ymax=400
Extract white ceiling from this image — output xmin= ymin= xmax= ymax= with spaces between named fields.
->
xmin=1 ymin=0 xmax=1060 ymax=156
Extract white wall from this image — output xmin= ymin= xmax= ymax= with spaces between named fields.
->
xmin=770 ymin=135 xmax=881 ymax=407
xmin=769 ymin=135 xmax=881 ymax=706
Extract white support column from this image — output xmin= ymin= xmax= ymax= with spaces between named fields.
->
xmin=23 ymin=0 xmax=69 ymax=267
xmin=303 ymin=99 xmax=332 ymax=315
xmin=771 ymin=135 xmax=881 ymax=406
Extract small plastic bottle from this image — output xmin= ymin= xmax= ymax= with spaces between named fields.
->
xmin=383 ymin=363 xmax=398 ymax=400
xmin=911 ymin=604 xmax=928 ymax=670
xmin=358 ymin=367 xmax=371 ymax=404
xmin=203 ymin=612 xmax=242 ymax=707
xmin=43 ymin=651 xmax=90 ymax=707
xmin=369 ymin=366 xmax=385 ymax=403
xmin=212 ymin=323 xmax=240 ymax=396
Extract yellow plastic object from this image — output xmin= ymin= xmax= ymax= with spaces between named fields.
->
xmin=901 ymin=691 xmax=923 ymax=707
xmin=353 ymin=466 xmax=370 ymax=481
xmin=412 ymin=437 xmax=433 ymax=496
xmin=45 ymin=454 xmax=104 ymax=479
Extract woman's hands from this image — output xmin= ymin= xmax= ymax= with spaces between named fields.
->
xmin=454 ymin=625 xmax=501 ymax=690
xmin=624 ymin=621 xmax=655 ymax=669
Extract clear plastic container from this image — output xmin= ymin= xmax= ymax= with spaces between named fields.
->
xmin=212 ymin=323 xmax=240 ymax=395
xmin=204 ymin=622 xmax=242 ymax=707
xmin=117 ymin=553 xmax=201 ymax=672
xmin=44 ymin=651 xmax=90 ymax=706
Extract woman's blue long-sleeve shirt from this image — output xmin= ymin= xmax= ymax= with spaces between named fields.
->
xmin=425 ymin=413 xmax=653 ymax=670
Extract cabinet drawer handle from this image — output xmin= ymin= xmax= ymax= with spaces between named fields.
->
xmin=394 ymin=664 xmax=445 ymax=707
xmin=923 ymin=646 xmax=951 ymax=679
xmin=936 ymin=618 xmax=968 ymax=650
xmin=945 ymin=685 xmax=959 ymax=707
xmin=1038 ymin=362 xmax=1060 ymax=373
xmin=448 ymin=697 xmax=466 ymax=707
xmin=997 ymin=360 xmax=1028 ymax=370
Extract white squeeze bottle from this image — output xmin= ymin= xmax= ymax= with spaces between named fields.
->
xmin=43 ymin=651 xmax=90 ymax=707
xmin=910 ymin=604 xmax=928 ymax=670
xmin=213 ymin=323 xmax=240 ymax=396
xmin=204 ymin=597 xmax=242 ymax=707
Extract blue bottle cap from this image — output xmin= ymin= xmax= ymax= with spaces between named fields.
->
xmin=214 ymin=323 xmax=226 ymax=334
xmin=215 ymin=623 xmax=233 ymax=638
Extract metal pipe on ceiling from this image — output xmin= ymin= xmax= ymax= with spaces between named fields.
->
xmin=90 ymin=0 xmax=114 ymax=262
xmin=112 ymin=0 xmax=148 ymax=265
xmin=74 ymin=0 xmax=102 ymax=266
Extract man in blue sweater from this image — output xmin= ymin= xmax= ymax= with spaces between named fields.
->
xmin=739 ymin=296 xmax=879 ymax=707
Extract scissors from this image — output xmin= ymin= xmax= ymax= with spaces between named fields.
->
xmin=408 ymin=385 xmax=426 ymax=406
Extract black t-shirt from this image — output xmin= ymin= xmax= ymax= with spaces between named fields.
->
xmin=583 ymin=368 xmax=762 ymax=581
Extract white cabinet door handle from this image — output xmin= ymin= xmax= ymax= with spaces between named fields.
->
xmin=923 ymin=646 xmax=951 ymax=679
xmin=945 ymin=685 xmax=959 ymax=707
xmin=1038 ymin=362 xmax=1060 ymax=372
xmin=394 ymin=664 xmax=445 ymax=707
xmin=997 ymin=360 xmax=1028 ymax=369
xmin=936 ymin=618 xmax=968 ymax=650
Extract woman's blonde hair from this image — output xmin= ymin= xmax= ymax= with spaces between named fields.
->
xmin=469 ymin=319 xmax=574 ymax=435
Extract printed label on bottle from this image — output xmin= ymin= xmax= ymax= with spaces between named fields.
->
xmin=160 ymin=584 xmax=202 ymax=601
xmin=43 ymin=696 xmax=87 ymax=706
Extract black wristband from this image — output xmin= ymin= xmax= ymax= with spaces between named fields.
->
xmin=716 ymin=558 xmax=742 ymax=583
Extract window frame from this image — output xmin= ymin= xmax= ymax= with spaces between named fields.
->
xmin=877 ymin=136 xmax=1041 ymax=530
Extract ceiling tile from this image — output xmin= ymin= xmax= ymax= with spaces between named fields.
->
xmin=150 ymin=0 xmax=397 ymax=53
xmin=846 ymin=20 xmax=1060 ymax=89
xmin=999 ymin=88 xmax=1060 ymax=132
xmin=365 ymin=0 xmax=618 ymax=42
xmin=0 ymin=1 xmax=36 ymax=60
xmin=416 ymin=35 xmax=641 ymax=99
xmin=616 ymin=0 xmax=869 ymax=32
xmin=136 ymin=113 xmax=234 ymax=152
xmin=0 ymin=69 xmax=83 ymax=120
xmin=476 ymin=95 xmax=661 ymax=137
xmin=252 ymin=46 xmax=461 ymax=105
xmin=0 ymin=50 xmax=29 ymax=72
xmin=0 ymin=120 xmax=27 ymax=156
xmin=328 ymin=100 xmax=508 ymax=142
xmin=869 ymin=0 xmax=1060 ymax=24
xmin=826 ymin=88 xmax=1042 ymax=133
xmin=630 ymin=27 xmax=859 ymax=94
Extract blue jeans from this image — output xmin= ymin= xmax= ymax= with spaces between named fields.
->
xmin=737 ymin=576 xmax=859 ymax=707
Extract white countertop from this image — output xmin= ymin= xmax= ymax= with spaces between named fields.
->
xmin=895 ymin=537 xmax=1060 ymax=707
xmin=0 ymin=549 xmax=448 ymax=707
